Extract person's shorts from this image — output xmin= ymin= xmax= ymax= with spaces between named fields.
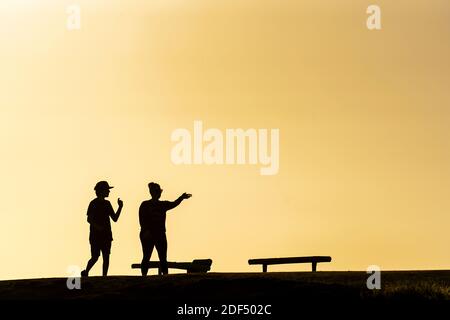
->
xmin=90 ymin=240 xmax=112 ymax=257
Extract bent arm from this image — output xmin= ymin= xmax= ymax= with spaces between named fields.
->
xmin=109 ymin=198 xmax=123 ymax=222
xmin=165 ymin=193 xmax=191 ymax=211
xmin=165 ymin=196 xmax=183 ymax=211
xmin=110 ymin=205 xmax=122 ymax=222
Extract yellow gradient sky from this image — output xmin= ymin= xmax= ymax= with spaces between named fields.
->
xmin=0 ymin=0 xmax=449 ymax=279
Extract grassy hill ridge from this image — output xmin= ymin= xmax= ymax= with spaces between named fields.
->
xmin=0 ymin=271 xmax=448 ymax=302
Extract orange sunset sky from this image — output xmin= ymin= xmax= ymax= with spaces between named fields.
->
xmin=0 ymin=0 xmax=449 ymax=280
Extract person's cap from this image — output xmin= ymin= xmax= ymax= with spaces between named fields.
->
xmin=94 ymin=181 xmax=114 ymax=191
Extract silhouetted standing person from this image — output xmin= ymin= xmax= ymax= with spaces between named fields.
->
xmin=139 ymin=182 xmax=191 ymax=276
xmin=81 ymin=181 xmax=123 ymax=277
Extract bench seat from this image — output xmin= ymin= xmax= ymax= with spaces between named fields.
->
xmin=248 ymin=256 xmax=331 ymax=272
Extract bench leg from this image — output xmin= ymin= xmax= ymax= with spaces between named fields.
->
xmin=262 ymin=264 xmax=267 ymax=272
xmin=312 ymin=262 xmax=317 ymax=272
xmin=158 ymin=267 xmax=162 ymax=275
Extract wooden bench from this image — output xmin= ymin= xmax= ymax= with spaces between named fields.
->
xmin=248 ymin=256 xmax=332 ymax=272
xmin=131 ymin=259 xmax=212 ymax=275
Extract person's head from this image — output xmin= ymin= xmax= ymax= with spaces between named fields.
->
xmin=148 ymin=182 xmax=162 ymax=200
xmin=94 ymin=181 xmax=113 ymax=198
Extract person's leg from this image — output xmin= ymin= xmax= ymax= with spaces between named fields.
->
xmin=101 ymin=242 xmax=112 ymax=276
xmin=82 ymin=243 xmax=100 ymax=276
xmin=155 ymin=234 xmax=168 ymax=275
xmin=102 ymin=254 xmax=110 ymax=276
xmin=140 ymin=234 xmax=155 ymax=276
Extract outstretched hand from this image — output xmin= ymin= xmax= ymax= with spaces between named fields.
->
xmin=118 ymin=198 xmax=124 ymax=207
xmin=182 ymin=193 xmax=192 ymax=200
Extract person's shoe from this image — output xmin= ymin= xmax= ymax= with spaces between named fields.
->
xmin=81 ymin=270 xmax=88 ymax=277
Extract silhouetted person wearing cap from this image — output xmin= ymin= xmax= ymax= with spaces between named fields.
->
xmin=139 ymin=182 xmax=191 ymax=276
xmin=81 ymin=181 xmax=123 ymax=277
